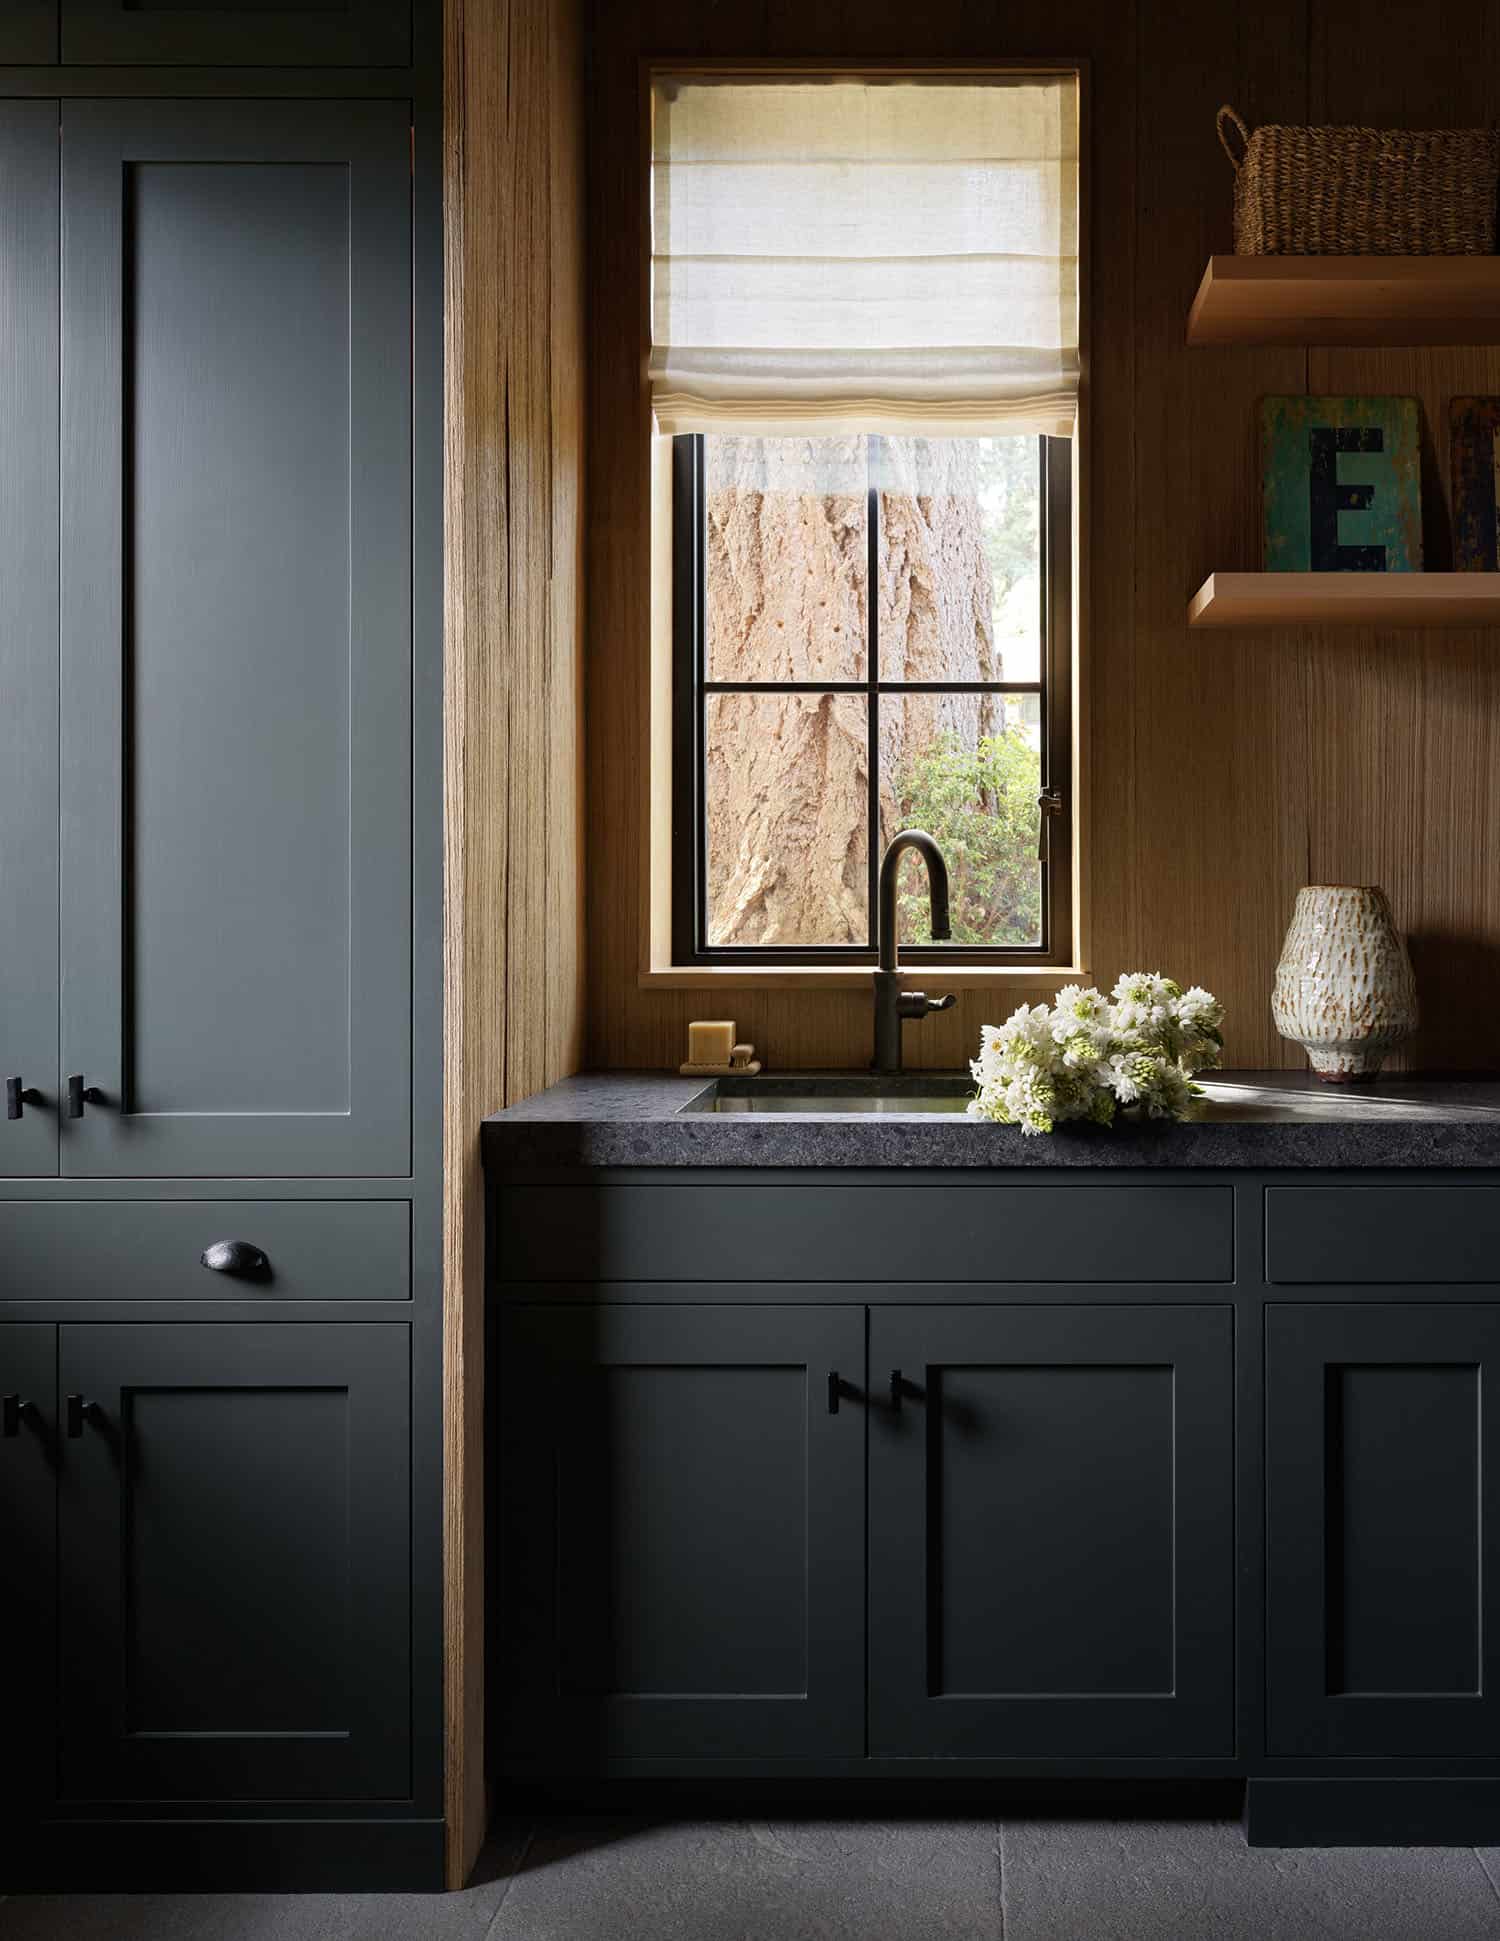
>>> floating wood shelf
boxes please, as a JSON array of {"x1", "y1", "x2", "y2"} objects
[
  {"x1": 1189, "y1": 572, "x2": 1500, "y2": 629},
  {"x1": 1186, "y1": 255, "x2": 1500, "y2": 347}
]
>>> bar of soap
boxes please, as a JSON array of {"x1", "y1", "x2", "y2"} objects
[{"x1": 688, "y1": 1020, "x2": 736, "y2": 1066}]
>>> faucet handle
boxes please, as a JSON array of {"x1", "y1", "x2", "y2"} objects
[{"x1": 898, "y1": 990, "x2": 956, "y2": 1020}]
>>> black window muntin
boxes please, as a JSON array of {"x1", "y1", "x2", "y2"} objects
[{"x1": 672, "y1": 431, "x2": 1073, "y2": 966}]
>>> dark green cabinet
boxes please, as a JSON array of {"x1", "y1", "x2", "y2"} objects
[
  {"x1": 2, "y1": 1325, "x2": 56, "y2": 1810},
  {"x1": 0, "y1": 99, "x2": 415, "y2": 1182},
  {"x1": 499, "y1": 1305, "x2": 867, "y2": 1766},
  {"x1": 58, "y1": 1323, "x2": 411, "y2": 1802},
  {"x1": 0, "y1": 103, "x2": 59, "y2": 1178},
  {"x1": 868, "y1": 1305, "x2": 1235, "y2": 1758},
  {"x1": 1267, "y1": 1303, "x2": 1500, "y2": 1758},
  {"x1": 60, "y1": 2, "x2": 409, "y2": 66},
  {"x1": 57, "y1": 101, "x2": 412, "y2": 1179},
  {"x1": 498, "y1": 1298, "x2": 1237, "y2": 1769},
  {"x1": 0, "y1": 7, "x2": 440, "y2": 1892}
]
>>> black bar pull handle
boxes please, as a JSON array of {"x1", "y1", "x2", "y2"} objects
[
  {"x1": 827, "y1": 1370, "x2": 841, "y2": 1414},
  {"x1": 2, "y1": 1394, "x2": 37, "y2": 1438},
  {"x1": 5, "y1": 1078, "x2": 42, "y2": 1120},
  {"x1": 890, "y1": 1368, "x2": 903, "y2": 1411},
  {"x1": 66, "y1": 1394, "x2": 99, "y2": 1438},
  {"x1": 65, "y1": 1076, "x2": 104, "y2": 1119}
]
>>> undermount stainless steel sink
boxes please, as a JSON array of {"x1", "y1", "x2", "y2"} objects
[
  {"x1": 680, "y1": 1075, "x2": 976, "y2": 1116},
  {"x1": 679, "y1": 1074, "x2": 1500, "y2": 1123}
]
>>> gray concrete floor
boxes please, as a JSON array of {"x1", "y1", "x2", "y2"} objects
[{"x1": 6, "y1": 1818, "x2": 1500, "y2": 1938}]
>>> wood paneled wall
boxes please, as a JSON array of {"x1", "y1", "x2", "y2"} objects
[
  {"x1": 443, "y1": 0, "x2": 586, "y2": 1887},
  {"x1": 585, "y1": 0, "x2": 1500, "y2": 1072}
]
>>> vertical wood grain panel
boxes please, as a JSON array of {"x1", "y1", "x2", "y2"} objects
[
  {"x1": 444, "y1": 0, "x2": 587, "y2": 1888},
  {"x1": 1113, "y1": 0, "x2": 1309, "y2": 1068},
  {"x1": 587, "y1": 0, "x2": 1500, "y2": 1072},
  {"x1": 1308, "y1": 0, "x2": 1500, "y2": 1067}
]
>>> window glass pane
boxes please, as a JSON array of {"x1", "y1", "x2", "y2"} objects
[
  {"x1": 878, "y1": 436, "x2": 1042, "y2": 684},
  {"x1": 706, "y1": 692, "x2": 869, "y2": 946},
  {"x1": 705, "y1": 435, "x2": 868, "y2": 682},
  {"x1": 880, "y1": 692, "x2": 1043, "y2": 947}
]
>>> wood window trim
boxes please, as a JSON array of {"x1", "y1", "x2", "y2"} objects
[{"x1": 639, "y1": 60, "x2": 1092, "y2": 992}]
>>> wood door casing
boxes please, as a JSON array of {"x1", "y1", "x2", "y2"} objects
[
  {"x1": 499, "y1": 1303, "x2": 866, "y2": 1766},
  {"x1": 58, "y1": 101, "x2": 412, "y2": 1178},
  {"x1": 868, "y1": 1304, "x2": 1235, "y2": 1759},
  {"x1": 58, "y1": 1322, "x2": 411, "y2": 1802},
  {"x1": 1267, "y1": 1303, "x2": 1500, "y2": 1757},
  {"x1": 0, "y1": 103, "x2": 60, "y2": 1177}
]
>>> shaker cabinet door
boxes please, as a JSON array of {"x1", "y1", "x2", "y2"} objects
[
  {"x1": 499, "y1": 1303, "x2": 867, "y2": 1767},
  {"x1": 869, "y1": 1304, "x2": 1235, "y2": 1759},
  {"x1": 57, "y1": 1323, "x2": 411, "y2": 1802},
  {"x1": 1267, "y1": 1303, "x2": 1500, "y2": 1757},
  {"x1": 61, "y1": 2, "x2": 409, "y2": 65},
  {"x1": 1, "y1": 1325, "x2": 57, "y2": 1813},
  {"x1": 0, "y1": 104, "x2": 60, "y2": 1177},
  {"x1": 59, "y1": 102, "x2": 412, "y2": 1178}
]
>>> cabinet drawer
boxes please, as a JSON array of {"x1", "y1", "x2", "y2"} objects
[
  {"x1": 1266, "y1": 1186, "x2": 1500, "y2": 1284},
  {"x1": 0, "y1": 1201, "x2": 409, "y2": 1302},
  {"x1": 496, "y1": 1183, "x2": 1234, "y2": 1284}
]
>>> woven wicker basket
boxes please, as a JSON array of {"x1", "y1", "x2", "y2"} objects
[{"x1": 1218, "y1": 104, "x2": 1500, "y2": 255}]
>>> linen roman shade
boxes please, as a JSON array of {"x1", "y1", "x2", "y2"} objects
[{"x1": 649, "y1": 72, "x2": 1080, "y2": 436}]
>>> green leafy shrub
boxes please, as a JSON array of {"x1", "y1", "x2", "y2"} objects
[{"x1": 894, "y1": 728, "x2": 1042, "y2": 946}]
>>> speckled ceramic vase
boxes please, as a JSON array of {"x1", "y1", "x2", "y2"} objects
[{"x1": 1272, "y1": 885, "x2": 1418, "y2": 1082}]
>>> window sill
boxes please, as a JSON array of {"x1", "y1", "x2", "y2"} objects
[{"x1": 640, "y1": 964, "x2": 1091, "y2": 993}]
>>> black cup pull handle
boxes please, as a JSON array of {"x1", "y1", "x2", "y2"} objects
[
  {"x1": 200, "y1": 1239, "x2": 271, "y2": 1279},
  {"x1": 66, "y1": 1394, "x2": 99, "y2": 1438}
]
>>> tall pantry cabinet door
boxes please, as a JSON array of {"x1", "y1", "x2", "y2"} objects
[
  {"x1": 59, "y1": 102, "x2": 412, "y2": 1178},
  {"x1": 0, "y1": 104, "x2": 60, "y2": 1178},
  {"x1": 0, "y1": 1325, "x2": 57, "y2": 1815}
]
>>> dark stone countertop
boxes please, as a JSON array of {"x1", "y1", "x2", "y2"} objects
[{"x1": 482, "y1": 1069, "x2": 1500, "y2": 1171}]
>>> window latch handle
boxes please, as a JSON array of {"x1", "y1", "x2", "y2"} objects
[{"x1": 1037, "y1": 786, "x2": 1065, "y2": 860}]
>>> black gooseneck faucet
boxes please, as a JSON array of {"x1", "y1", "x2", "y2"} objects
[{"x1": 872, "y1": 829, "x2": 957, "y2": 1074}]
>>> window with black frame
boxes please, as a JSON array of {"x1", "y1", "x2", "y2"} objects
[
  {"x1": 673, "y1": 430, "x2": 1072, "y2": 965},
  {"x1": 651, "y1": 68, "x2": 1081, "y2": 969}
]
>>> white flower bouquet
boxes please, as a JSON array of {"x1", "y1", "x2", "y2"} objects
[{"x1": 968, "y1": 973, "x2": 1224, "y2": 1136}]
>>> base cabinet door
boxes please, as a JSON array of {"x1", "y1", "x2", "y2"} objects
[
  {"x1": 2, "y1": 1325, "x2": 56, "y2": 1811},
  {"x1": 1267, "y1": 1303, "x2": 1500, "y2": 1756},
  {"x1": 499, "y1": 1304, "x2": 866, "y2": 1766},
  {"x1": 58, "y1": 1323, "x2": 411, "y2": 1802},
  {"x1": 869, "y1": 1304, "x2": 1234, "y2": 1758}
]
